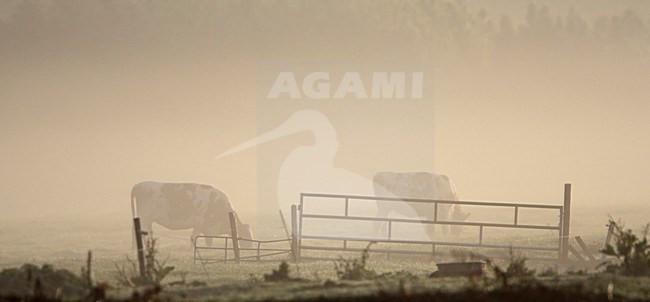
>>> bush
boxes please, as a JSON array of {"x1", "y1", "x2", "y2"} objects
[
  {"x1": 537, "y1": 266, "x2": 559, "y2": 278},
  {"x1": 0, "y1": 263, "x2": 84, "y2": 299},
  {"x1": 601, "y1": 220, "x2": 650, "y2": 276},
  {"x1": 81, "y1": 250, "x2": 111, "y2": 301},
  {"x1": 453, "y1": 249, "x2": 538, "y2": 290},
  {"x1": 334, "y1": 242, "x2": 377, "y2": 281},
  {"x1": 484, "y1": 254, "x2": 537, "y2": 289},
  {"x1": 115, "y1": 237, "x2": 175, "y2": 288},
  {"x1": 264, "y1": 261, "x2": 291, "y2": 282}
]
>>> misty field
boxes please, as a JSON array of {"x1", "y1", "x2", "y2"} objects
[
  {"x1": 2, "y1": 0, "x2": 650, "y2": 300},
  {"x1": 2, "y1": 206, "x2": 650, "y2": 301}
]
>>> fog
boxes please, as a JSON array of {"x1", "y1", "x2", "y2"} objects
[{"x1": 1, "y1": 1, "x2": 649, "y2": 235}]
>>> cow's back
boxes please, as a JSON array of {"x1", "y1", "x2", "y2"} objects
[
  {"x1": 132, "y1": 181, "x2": 231, "y2": 230},
  {"x1": 374, "y1": 172, "x2": 438, "y2": 199},
  {"x1": 373, "y1": 172, "x2": 457, "y2": 218}
]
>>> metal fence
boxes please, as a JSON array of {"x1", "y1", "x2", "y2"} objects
[
  {"x1": 193, "y1": 211, "x2": 294, "y2": 263},
  {"x1": 188, "y1": 184, "x2": 572, "y2": 264},
  {"x1": 193, "y1": 236, "x2": 292, "y2": 263},
  {"x1": 296, "y1": 184, "x2": 572, "y2": 262}
]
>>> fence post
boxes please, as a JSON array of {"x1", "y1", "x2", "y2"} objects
[
  {"x1": 561, "y1": 183, "x2": 572, "y2": 262},
  {"x1": 575, "y1": 236, "x2": 596, "y2": 261},
  {"x1": 228, "y1": 212, "x2": 240, "y2": 264},
  {"x1": 133, "y1": 217, "x2": 146, "y2": 277},
  {"x1": 291, "y1": 205, "x2": 299, "y2": 262},
  {"x1": 603, "y1": 221, "x2": 616, "y2": 259}
]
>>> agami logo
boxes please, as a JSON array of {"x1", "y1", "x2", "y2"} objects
[{"x1": 266, "y1": 72, "x2": 424, "y2": 99}]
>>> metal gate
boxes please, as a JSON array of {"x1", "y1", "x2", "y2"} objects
[{"x1": 294, "y1": 184, "x2": 572, "y2": 262}]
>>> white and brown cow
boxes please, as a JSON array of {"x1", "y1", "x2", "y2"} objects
[
  {"x1": 373, "y1": 172, "x2": 470, "y2": 240},
  {"x1": 131, "y1": 181, "x2": 253, "y2": 247}
]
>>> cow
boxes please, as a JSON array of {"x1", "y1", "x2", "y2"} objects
[
  {"x1": 131, "y1": 181, "x2": 254, "y2": 248},
  {"x1": 372, "y1": 172, "x2": 470, "y2": 240}
]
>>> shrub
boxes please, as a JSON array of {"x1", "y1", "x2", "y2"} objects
[
  {"x1": 484, "y1": 254, "x2": 536, "y2": 289},
  {"x1": 601, "y1": 220, "x2": 650, "y2": 276},
  {"x1": 264, "y1": 261, "x2": 291, "y2": 282},
  {"x1": 454, "y1": 249, "x2": 537, "y2": 290},
  {"x1": 81, "y1": 250, "x2": 111, "y2": 301},
  {"x1": 0, "y1": 263, "x2": 84, "y2": 299},
  {"x1": 537, "y1": 266, "x2": 559, "y2": 278},
  {"x1": 334, "y1": 242, "x2": 377, "y2": 280},
  {"x1": 115, "y1": 237, "x2": 175, "y2": 287}
]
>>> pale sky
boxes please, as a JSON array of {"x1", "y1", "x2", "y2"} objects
[{"x1": 1, "y1": 1, "x2": 649, "y2": 226}]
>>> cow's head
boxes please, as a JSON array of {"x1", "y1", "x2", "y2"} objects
[{"x1": 237, "y1": 223, "x2": 255, "y2": 248}]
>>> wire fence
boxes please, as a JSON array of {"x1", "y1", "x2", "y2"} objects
[{"x1": 193, "y1": 235, "x2": 293, "y2": 263}]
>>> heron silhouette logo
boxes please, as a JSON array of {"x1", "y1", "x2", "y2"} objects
[
  {"x1": 215, "y1": 109, "x2": 434, "y2": 240},
  {"x1": 216, "y1": 110, "x2": 374, "y2": 219}
]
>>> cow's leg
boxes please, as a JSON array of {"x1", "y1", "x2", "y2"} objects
[
  {"x1": 192, "y1": 227, "x2": 214, "y2": 248},
  {"x1": 438, "y1": 204, "x2": 450, "y2": 236},
  {"x1": 190, "y1": 229, "x2": 203, "y2": 249},
  {"x1": 450, "y1": 205, "x2": 470, "y2": 236},
  {"x1": 143, "y1": 221, "x2": 154, "y2": 244},
  {"x1": 190, "y1": 228, "x2": 212, "y2": 248},
  {"x1": 424, "y1": 220, "x2": 436, "y2": 241},
  {"x1": 424, "y1": 204, "x2": 450, "y2": 240},
  {"x1": 373, "y1": 205, "x2": 391, "y2": 238}
]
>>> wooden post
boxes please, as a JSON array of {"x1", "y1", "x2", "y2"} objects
[
  {"x1": 561, "y1": 183, "x2": 572, "y2": 262},
  {"x1": 291, "y1": 205, "x2": 299, "y2": 262},
  {"x1": 228, "y1": 212, "x2": 240, "y2": 264},
  {"x1": 575, "y1": 236, "x2": 596, "y2": 261},
  {"x1": 603, "y1": 221, "x2": 616, "y2": 259},
  {"x1": 567, "y1": 243, "x2": 586, "y2": 262},
  {"x1": 133, "y1": 217, "x2": 146, "y2": 277}
]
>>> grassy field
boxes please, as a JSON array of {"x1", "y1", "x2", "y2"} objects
[{"x1": 1, "y1": 206, "x2": 649, "y2": 300}]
